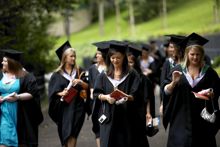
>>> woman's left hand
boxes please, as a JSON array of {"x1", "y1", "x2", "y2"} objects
[
  {"x1": 0, "y1": 96, "x2": 4, "y2": 103},
  {"x1": 206, "y1": 89, "x2": 214, "y2": 99},
  {"x1": 72, "y1": 79, "x2": 82, "y2": 86},
  {"x1": 4, "y1": 93, "x2": 18, "y2": 102}
]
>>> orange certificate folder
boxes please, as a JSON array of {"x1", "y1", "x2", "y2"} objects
[
  {"x1": 63, "y1": 87, "x2": 78, "y2": 103},
  {"x1": 110, "y1": 89, "x2": 128, "y2": 100}
]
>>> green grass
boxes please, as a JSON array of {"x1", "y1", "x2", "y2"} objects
[{"x1": 51, "y1": 0, "x2": 220, "y2": 66}]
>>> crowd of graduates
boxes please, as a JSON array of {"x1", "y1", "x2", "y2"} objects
[{"x1": 47, "y1": 32, "x2": 220, "y2": 147}]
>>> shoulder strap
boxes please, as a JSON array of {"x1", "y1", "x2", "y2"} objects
[{"x1": 77, "y1": 67, "x2": 85, "y2": 79}]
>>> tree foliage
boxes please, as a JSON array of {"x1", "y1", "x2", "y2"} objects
[
  {"x1": 0, "y1": 0, "x2": 57, "y2": 72},
  {"x1": 0, "y1": 0, "x2": 88, "y2": 72}
]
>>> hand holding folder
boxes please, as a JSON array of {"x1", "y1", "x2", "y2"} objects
[
  {"x1": 61, "y1": 82, "x2": 78, "y2": 103},
  {"x1": 110, "y1": 89, "x2": 128, "y2": 100}
]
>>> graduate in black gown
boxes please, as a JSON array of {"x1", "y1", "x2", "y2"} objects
[
  {"x1": 160, "y1": 34, "x2": 186, "y2": 116},
  {"x1": 161, "y1": 33, "x2": 220, "y2": 147},
  {"x1": 140, "y1": 44, "x2": 158, "y2": 86},
  {"x1": 48, "y1": 41, "x2": 89, "y2": 147},
  {"x1": 127, "y1": 43, "x2": 157, "y2": 139},
  {"x1": 93, "y1": 40, "x2": 141, "y2": 147},
  {"x1": 0, "y1": 49, "x2": 43, "y2": 147},
  {"x1": 89, "y1": 41, "x2": 108, "y2": 147}
]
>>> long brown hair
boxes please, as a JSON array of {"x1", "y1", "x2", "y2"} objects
[
  {"x1": 4, "y1": 57, "x2": 27, "y2": 78},
  {"x1": 106, "y1": 48, "x2": 129, "y2": 79}
]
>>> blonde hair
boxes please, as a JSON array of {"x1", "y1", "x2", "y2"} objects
[
  {"x1": 182, "y1": 45, "x2": 205, "y2": 68},
  {"x1": 55, "y1": 48, "x2": 77, "y2": 72}
]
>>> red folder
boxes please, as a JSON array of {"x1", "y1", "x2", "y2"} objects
[
  {"x1": 110, "y1": 89, "x2": 128, "y2": 100},
  {"x1": 63, "y1": 87, "x2": 78, "y2": 103}
]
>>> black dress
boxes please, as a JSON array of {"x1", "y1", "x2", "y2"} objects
[
  {"x1": 93, "y1": 69, "x2": 149, "y2": 147},
  {"x1": 48, "y1": 68, "x2": 89, "y2": 145},
  {"x1": 161, "y1": 64, "x2": 220, "y2": 147},
  {"x1": 0, "y1": 72, "x2": 44, "y2": 147}
]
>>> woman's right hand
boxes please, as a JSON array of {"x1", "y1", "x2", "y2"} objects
[
  {"x1": 172, "y1": 71, "x2": 182, "y2": 84},
  {"x1": 105, "y1": 94, "x2": 116, "y2": 104},
  {"x1": 58, "y1": 88, "x2": 68, "y2": 97}
]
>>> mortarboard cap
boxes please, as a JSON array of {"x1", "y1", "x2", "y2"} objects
[
  {"x1": 127, "y1": 43, "x2": 142, "y2": 58},
  {"x1": 92, "y1": 41, "x2": 110, "y2": 53},
  {"x1": 142, "y1": 43, "x2": 152, "y2": 51},
  {"x1": 184, "y1": 32, "x2": 208, "y2": 47},
  {"x1": 163, "y1": 41, "x2": 169, "y2": 48},
  {"x1": 1, "y1": 49, "x2": 23, "y2": 62},
  {"x1": 109, "y1": 40, "x2": 127, "y2": 52},
  {"x1": 165, "y1": 34, "x2": 186, "y2": 45},
  {"x1": 56, "y1": 40, "x2": 72, "y2": 61},
  {"x1": 149, "y1": 39, "x2": 156, "y2": 44},
  {"x1": 178, "y1": 32, "x2": 209, "y2": 53}
]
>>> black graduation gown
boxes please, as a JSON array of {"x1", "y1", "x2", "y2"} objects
[
  {"x1": 160, "y1": 59, "x2": 175, "y2": 102},
  {"x1": 0, "y1": 72, "x2": 43, "y2": 147},
  {"x1": 88, "y1": 64, "x2": 102, "y2": 138},
  {"x1": 146, "y1": 60, "x2": 159, "y2": 86},
  {"x1": 134, "y1": 74, "x2": 155, "y2": 144},
  {"x1": 93, "y1": 69, "x2": 148, "y2": 147},
  {"x1": 48, "y1": 68, "x2": 89, "y2": 145},
  {"x1": 88, "y1": 64, "x2": 100, "y2": 89},
  {"x1": 161, "y1": 65, "x2": 220, "y2": 147}
]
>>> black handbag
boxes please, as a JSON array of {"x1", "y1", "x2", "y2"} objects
[{"x1": 146, "y1": 117, "x2": 159, "y2": 137}]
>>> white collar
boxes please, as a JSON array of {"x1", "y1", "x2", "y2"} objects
[{"x1": 107, "y1": 73, "x2": 129, "y2": 88}]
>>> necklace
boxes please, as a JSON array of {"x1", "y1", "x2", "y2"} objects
[{"x1": 1, "y1": 73, "x2": 16, "y2": 91}]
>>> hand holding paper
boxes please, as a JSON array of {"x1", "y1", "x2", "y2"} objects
[
  {"x1": 192, "y1": 88, "x2": 213, "y2": 100},
  {"x1": 115, "y1": 97, "x2": 128, "y2": 105}
]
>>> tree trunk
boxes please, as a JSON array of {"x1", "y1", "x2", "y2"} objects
[
  {"x1": 98, "y1": 0, "x2": 105, "y2": 36},
  {"x1": 114, "y1": 0, "x2": 121, "y2": 37},
  {"x1": 127, "y1": 0, "x2": 135, "y2": 37},
  {"x1": 213, "y1": 0, "x2": 220, "y2": 24},
  {"x1": 64, "y1": 9, "x2": 71, "y2": 40},
  {"x1": 162, "y1": 0, "x2": 168, "y2": 29}
]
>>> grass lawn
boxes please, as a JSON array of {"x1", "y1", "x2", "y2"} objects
[{"x1": 50, "y1": 0, "x2": 220, "y2": 66}]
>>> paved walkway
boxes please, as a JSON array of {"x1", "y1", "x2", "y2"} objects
[{"x1": 39, "y1": 86, "x2": 220, "y2": 147}]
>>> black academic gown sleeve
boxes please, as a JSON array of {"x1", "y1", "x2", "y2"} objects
[
  {"x1": 160, "y1": 60, "x2": 171, "y2": 86},
  {"x1": 88, "y1": 64, "x2": 99, "y2": 88},
  {"x1": 48, "y1": 72, "x2": 64, "y2": 124},
  {"x1": 17, "y1": 72, "x2": 44, "y2": 146}
]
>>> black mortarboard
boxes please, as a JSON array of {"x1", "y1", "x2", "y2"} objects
[
  {"x1": 184, "y1": 32, "x2": 208, "y2": 47},
  {"x1": 163, "y1": 41, "x2": 169, "y2": 48},
  {"x1": 1, "y1": 49, "x2": 23, "y2": 62},
  {"x1": 109, "y1": 40, "x2": 127, "y2": 52},
  {"x1": 178, "y1": 32, "x2": 209, "y2": 53},
  {"x1": 92, "y1": 41, "x2": 110, "y2": 53},
  {"x1": 165, "y1": 34, "x2": 186, "y2": 45},
  {"x1": 127, "y1": 43, "x2": 142, "y2": 58},
  {"x1": 149, "y1": 39, "x2": 156, "y2": 44},
  {"x1": 142, "y1": 43, "x2": 152, "y2": 51},
  {"x1": 56, "y1": 40, "x2": 72, "y2": 60}
]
